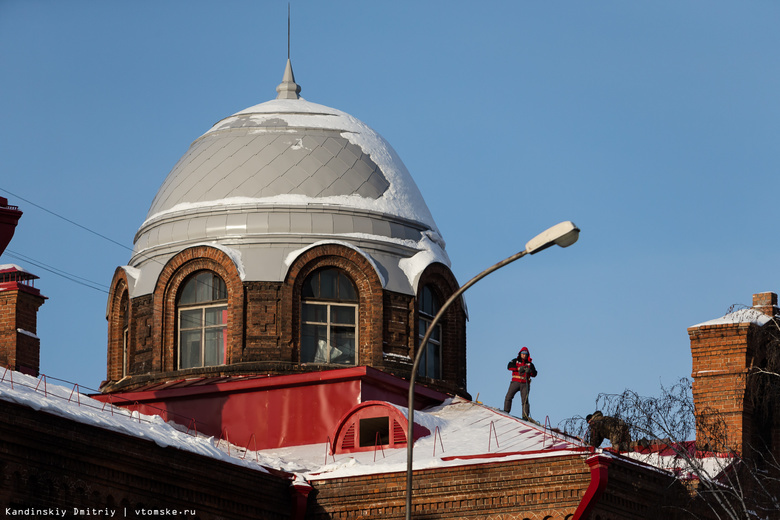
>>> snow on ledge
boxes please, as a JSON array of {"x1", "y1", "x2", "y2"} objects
[
  {"x1": 191, "y1": 242, "x2": 247, "y2": 281},
  {"x1": 17, "y1": 328, "x2": 38, "y2": 340},
  {"x1": 284, "y1": 240, "x2": 387, "y2": 288}
]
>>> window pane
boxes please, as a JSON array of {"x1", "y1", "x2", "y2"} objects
[
  {"x1": 212, "y1": 276, "x2": 227, "y2": 300},
  {"x1": 419, "y1": 318, "x2": 428, "y2": 337},
  {"x1": 420, "y1": 285, "x2": 440, "y2": 316},
  {"x1": 430, "y1": 323, "x2": 441, "y2": 342},
  {"x1": 180, "y1": 330, "x2": 201, "y2": 369},
  {"x1": 180, "y1": 278, "x2": 199, "y2": 305},
  {"x1": 428, "y1": 341, "x2": 441, "y2": 379},
  {"x1": 320, "y1": 269, "x2": 337, "y2": 300},
  {"x1": 417, "y1": 347, "x2": 428, "y2": 377},
  {"x1": 331, "y1": 326, "x2": 356, "y2": 365},
  {"x1": 180, "y1": 272, "x2": 227, "y2": 305},
  {"x1": 301, "y1": 323, "x2": 328, "y2": 363},
  {"x1": 205, "y1": 306, "x2": 226, "y2": 326},
  {"x1": 331, "y1": 305, "x2": 356, "y2": 325},
  {"x1": 302, "y1": 303, "x2": 327, "y2": 323},
  {"x1": 204, "y1": 328, "x2": 224, "y2": 366},
  {"x1": 338, "y1": 273, "x2": 357, "y2": 301},
  {"x1": 180, "y1": 309, "x2": 202, "y2": 330},
  {"x1": 302, "y1": 272, "x2": 317, "y2": 299}
]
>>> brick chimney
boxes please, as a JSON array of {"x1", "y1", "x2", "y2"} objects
[
  {"x1": 0, "y1": 198, "x2": 46, "y2": 376},
  {"x1": 752, "y1": 291, "x2": 778, "y2": 318},
  {"x1": 689, "y1": 292, "x2": 779, "y2": 458},
  {"x1": 0, "y1": 266, "x2": 46, "y2": 376}
]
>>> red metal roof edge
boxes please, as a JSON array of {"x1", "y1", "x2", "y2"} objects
[
  {"x1": 0, "y1": 281, "x2": 45, "y2": 298},
  {"x1": 92, "y1": 365, "x2": 449, "y2": 404}
]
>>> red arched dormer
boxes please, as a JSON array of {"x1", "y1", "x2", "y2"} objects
[{"x1": 331, "y1": 400, "x2": 430, "y2": 454}]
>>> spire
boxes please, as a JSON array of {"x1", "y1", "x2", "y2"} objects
[{"x1": 276, "y1": 58, "x2": 301, "y2": 100}]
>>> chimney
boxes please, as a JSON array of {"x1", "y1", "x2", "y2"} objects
[
  {"x1": 752, "y1": 292, "x2": 778, "y2": 318},
  {"x1": 0, "y1": 198, "x2": 46, "y2": 376}
]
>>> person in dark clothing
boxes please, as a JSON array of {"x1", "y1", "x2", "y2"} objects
[
  {"x1": 503, "y1": 346, "x2": 537, "y2": 420},
  {"x1": 586, "y1": 411, "x2": 631, "y2": 452}
]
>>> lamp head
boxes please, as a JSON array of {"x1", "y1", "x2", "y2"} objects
[{"x1": 525, "y1": 221, "x2": 580, "y2": 255}]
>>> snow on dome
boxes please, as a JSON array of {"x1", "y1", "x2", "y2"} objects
[
  {"x1": 142, "y1": 96, "x2": 437, "y2": 232},
  {"x1": 127, "y1": 62, "x2": 450, "y2": 298}
]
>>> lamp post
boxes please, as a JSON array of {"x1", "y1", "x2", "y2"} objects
[{"x1": 404, "y1": 221, "x2": 580, "y2": 519}]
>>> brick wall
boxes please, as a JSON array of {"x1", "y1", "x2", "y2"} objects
[
  {"x1": 105, "y1": 245, "x2": 468, "y2": 398},
  {"x1": 689, "y1": 292, "x2": 780, "y2": 459},
  {"x1": 0, "y1": 399, "x2": 294, "y2": 519},
  {"x1": 308, "y1": 453, "x2": 691, "y2": 520},
  {"x1": 689, "y1": 321, "x2": 753, "y2": 453}
]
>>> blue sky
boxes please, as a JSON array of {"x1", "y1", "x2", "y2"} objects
[{"x1": 1, "y1": 1, "x2": 778, "y2": 428}]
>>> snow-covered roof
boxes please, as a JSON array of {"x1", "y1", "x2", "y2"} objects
[
  {"x1": 0, "y1": 370, "x2": 271, "y2": 473},
  {"x1": 0, "y1": 368, "x2": 589, "y2": 481},
  {"x1": 1, "y1": 368, "x2": 733, "y2": 486},
  {"x1": 691, "y1": 307, "x2": 774, "y2": 328},
  {"x1": 0, "y1": 263, "x2": 33, "y2": 274}
]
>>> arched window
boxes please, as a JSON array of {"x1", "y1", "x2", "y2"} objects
[
  {"x1": 418, "y1": 285, "x2": 442, "y2": 379},
  {"x1": 301, "y1": 268, "x2": 358, "y2": 365},
  {"x1": 120, "y1": 293, "x2": 129, "y2": 378},
  {"x1": 177, "y1": 271, "x2": 228, "y2": 369}
]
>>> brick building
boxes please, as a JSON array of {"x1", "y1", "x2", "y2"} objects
[
  {"x1": 2, "y1": 60, "x2": 774, "y2": 519},
  {"x1": 688, "y1": 291, "x2": 780, "y2": 462}
]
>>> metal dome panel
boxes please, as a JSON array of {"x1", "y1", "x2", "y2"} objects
[{"x1": 148, "y1": 129, "x2": 390, "y2": 218}]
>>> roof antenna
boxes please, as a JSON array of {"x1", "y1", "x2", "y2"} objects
[{"x1": 276, "y1": 3, "x2": 301, "y2": 99}]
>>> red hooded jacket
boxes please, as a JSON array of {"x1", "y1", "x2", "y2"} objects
[{"x1": 508, "y1": 347, "x2": 537, "y2": 384}]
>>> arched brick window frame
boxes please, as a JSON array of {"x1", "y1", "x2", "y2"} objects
[
  {"x1": 107, "y1": 268, "x2": 131, "y2": 381},
  {"x1": 415, "y1": 263, "x2": 466, "y2": 392},
  {"x1": 153, "y1": 246, "x2": 244, "y2": 373},
  {"x1": 285, "y1": 244, "x2": 384, "y2": 368}
]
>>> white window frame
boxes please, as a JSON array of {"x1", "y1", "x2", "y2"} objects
[
  {"x1": 301, "y1": 301, "x2": 359, "y2": 365},
  {"x1": 178, "y1": 301, "x2": 228, "y2": 369}
]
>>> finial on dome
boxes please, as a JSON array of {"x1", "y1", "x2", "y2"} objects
[{"x1": 276, "y1": 58, "x2": 301, "y2": 100}]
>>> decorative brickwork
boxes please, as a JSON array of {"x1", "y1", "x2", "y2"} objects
[{"x1": 104, "y1": 244, "x2": 467, "y2": 398}]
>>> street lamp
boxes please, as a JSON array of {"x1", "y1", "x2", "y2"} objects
[{"x1": 404, "y1": 221, "x2": 580, "y2": 519}]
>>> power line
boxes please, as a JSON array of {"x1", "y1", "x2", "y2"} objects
[
  {"x1": 0, "y1": 189, "x2": 219, "y2": 297},
  {"x1": 4, "y1": 249, "x2": 109, "y2": 294},
  {"x1": 0, "y1": 188, "x2": 134, "y2": 254}
]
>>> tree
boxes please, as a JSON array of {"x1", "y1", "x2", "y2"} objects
[{"x1": 560, "y1": 378, "x2": 780, "y2": 520}]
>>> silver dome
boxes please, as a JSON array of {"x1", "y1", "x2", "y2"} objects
[{"x1": 127, "y1": 61, "x2": 448, "y2": 298}]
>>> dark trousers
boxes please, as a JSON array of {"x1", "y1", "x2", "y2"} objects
[{"x1": 503, "y1": 381, "x2": 530, "y2": 418}]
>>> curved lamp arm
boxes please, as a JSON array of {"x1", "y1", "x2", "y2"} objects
[{"x1": 405, "y1": 221, "x2": 579, "y2": 519}]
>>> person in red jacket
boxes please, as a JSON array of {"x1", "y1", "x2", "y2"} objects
[{"x1": 503, "y1": 346, "x2": 537, "y2": 420}]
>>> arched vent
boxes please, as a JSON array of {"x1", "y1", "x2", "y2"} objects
[
  {"x1": 393, "y1": 419, "x2": 406, "y2": 444},
  {"x1": 331, "y1": 401, "x2": 430, "y2": 454},
  {"x1": 341, "y1": 423, "x2": 356, "y2": 450}
]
